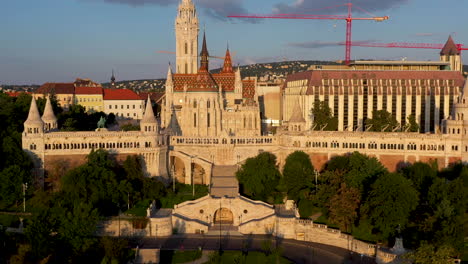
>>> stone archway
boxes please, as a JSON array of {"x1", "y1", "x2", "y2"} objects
[
  {"x1": 213, "y1": 208, "x2": 234, "y2": 225},
  {"x1": 172, "y1": 156, "x2": 186, "y2": 183},
  {"x1": 192, "y1": 163, "x2": 206, "y2": 185}
]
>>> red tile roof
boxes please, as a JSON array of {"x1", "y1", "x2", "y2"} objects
[
  {"x1": 440, "y1": 36, "x2": 460, "y2": 56},
  {"x1": 75, "y1": 86, "x2": 103, "y2": 95},
  {"x1": 284, "y1": 70, "x2": 466, "y2": 95},
  {"x1": 103, "y1": 88, "x2": 142, "y2": 100},
  {"x1": 139, "y1": 92, "x2": 165, "y2": 103},
  {"x1": 5, "y1": 92, "x2": 31, "y2": 97},
  {"x1": 36, "y1": 83, "x2": 75, "y2": 94}
]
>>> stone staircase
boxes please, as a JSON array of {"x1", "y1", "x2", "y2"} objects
[
  {"x1": 210, "y1": 165, "x2": 239, "y2": 198},
  {"x1": 206, "y1": 224, "x2": 242, "y2": 236}
]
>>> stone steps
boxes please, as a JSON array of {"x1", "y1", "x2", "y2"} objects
[{"x1": 210, "y1": 165, "x2": 239, "y2": 198}]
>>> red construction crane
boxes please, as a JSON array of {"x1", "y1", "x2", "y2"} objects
[
  {"x1": 343, "y1": 41, "x2": 468, "y2": 53},
  {"x1": 228, "y1": 3, "x2": 389, "y2": 65}
]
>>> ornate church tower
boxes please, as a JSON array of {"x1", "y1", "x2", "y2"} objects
[
  {"x1": 440, "y1": 36, "x2": 462, "y2": 72},
  {"x1": 175, "y1": 0, "x2": 199, "y2": 74}
]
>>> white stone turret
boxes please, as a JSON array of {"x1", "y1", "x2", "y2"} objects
[
  {"x1": 141, "y1": 96, "x2": 158, "y2": 133},
  {"x1": 234, "y1": 66, "x2": 243, "y2": 95},
  {"x1": 42, "y1": 96, "x2": 57, "y2": 132},
  {"x1": 24, "y1": 97, "x2": 44, "y2": 135},
  {"x1": 162, "y1": 64, "x2": 174, "y2": 128},
  {"x1": 175, "y1": 0, "x2": 199, "y2": 74},
  {"x1": 288, "y1": 100, "x2": 306, "y2": 132}
]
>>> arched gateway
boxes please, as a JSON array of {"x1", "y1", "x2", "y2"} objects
[{"x1": 213, "y1": 208, "x2": 234, "y2": 224}]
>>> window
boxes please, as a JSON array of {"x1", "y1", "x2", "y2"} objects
[
  {"x1": 121, "y1": 105, "x2": 124, "y2": 109},
  {"x1": 127, "y1": 105, "x2": 129, "y2": 109},
  {"x1": 185, "y1": 42, "x2": 188, "y2": 54},
  {"x1": 207, "y1": 113, "x2": 210, "y2": 127},
  {"x1": 194, "y1": 113, "x2": 197, "y2": 127},
  {"x1": 109, "y1": 105, "x2": 112, "y2": 109},
  {"x1": 133, "y1": 105, "x2": 135, "y2": 109}
]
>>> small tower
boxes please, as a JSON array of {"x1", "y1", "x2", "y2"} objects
[
  {"x1": 24, "y1": 97, "x2": 44, "y2": 136},
  {"x1": 163, "y1": 64, "x2": 174, "y2": 128},
  {"x1": 175, "y1": 0, "x2": 199, "y2": 74},
  {"x1": 288, "y1": 101, "x2": 306, "y2": 132},
  {"x1": 199, "y1": 31, "x2": 210, "y2": 72},
  {"x1": 234, "y1": 65, "x2": 243, "y2": 95},
  {"x1": 41, "y1": 96, "x2": 57, "y2": 132},
  {"x1": 221, "y1": 45, "x2": 233, "y2": 73},
  {"x1": 141, "y1": 96, "x2": 158, "y2": 133},
  {"x1": 440, "y1": 36, "x2": 462, "y2": 72},
  {"x1": 110, "y1": 69, "x2": 116, "y2": 88}
]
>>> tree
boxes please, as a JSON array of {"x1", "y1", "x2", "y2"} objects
[
  {"x1": 363, "y1": 173, "x2": 419, "y2": 239},
  {"x1": 236, "y1": 152, "x2": 281, "y2": 202},
  {"x1": 282, "y1": 151, "x2": 314, "y2": 201},
  {"x1": 0, "y1": 165, "x2": 32, "y2": 208},
  {"x1": 404, "y1": 242, "x2": 457, "y2": 264},
  {"x1": 328, "y1": 183, "x2": 360, "y2": 232},
  {"x1": 365, "y1": 110, "x2": 398, "y2": 132},
  {"x1": 407, "y1": 114, "x2": 419, "y2": 132},
  {"x1": 310, "y1": 101, "x2": 338, "y2": 131}
]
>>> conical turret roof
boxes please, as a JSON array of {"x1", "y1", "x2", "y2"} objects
[
  {"x1": 42, "y1": 96, "x2": 57, "y2": 123},
  {"x1": 141, "y1": 96, "x2": 157, "y2": 124},
  {"x1": 440, "y1": 36, "x2": 460, "y2": 56},
  {"x1": 25, "y1": 97, "x2": 44, "y2": 126},
  {"x1": 221, "y1": 46, "x2": 233, "y2": 73},
  {"x1": 289, "y1": 101, "x2": 306, "y2": 123}
]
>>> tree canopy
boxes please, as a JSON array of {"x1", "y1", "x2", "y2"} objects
[
  {"x1": 236, "y1": 152, "x2": 282, "y2": 202},
  {"x1": 310, "y1": 101, "x2": 338, "y2": 131},
  {"x1": 365, "y1": 110, "x2": 398, "y2": 132},
  {"x1": 282, "y1": 151, "x2": 314, "y2": 201}
]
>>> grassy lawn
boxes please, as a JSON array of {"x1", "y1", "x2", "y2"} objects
[
  {"x1": 125, "y1": 199, "x2": 151, "y2": 217},
  {"x1": 160, "y1": 250, "x2": 202, "y2": 264},
  {"x1": 161, "y1": 184, "x2": 209, "y2": 209}
]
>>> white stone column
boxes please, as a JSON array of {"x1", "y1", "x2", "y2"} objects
[
  {"x1": 338, "y1": 92, "x2": 344, "y2": 131},
  {"x1": 329, "y1": 95, "x2": 335, "y2": 116},
  {"x1": 405, "y1": 88, "x2": 412, "y2": 122},
  {"x1": 415, "y1": 90, "x2": 422, "y2": 127},
  {"x1": 348, "y1": 93, "x2": 354, "y2": 131},
  {"x1": 358, "y1": 88, "x2": 364, "y2": 131},
  {"x1": 444, "y1": 89, "x2": 450, "y2": 120},
  {"x1": 434, "y1": 90, "x2": 441, "y2": 133},
  {"x1": 425, "y1": 91, "x2": 431, "y2": 133},
  {"x1": 367, "y1": 91, "x2": 373, "y2": 119},
  {"x1": 377, "y1": 88, "x2": 383, "y2": 111},
  {"x1": 396, "y1": 88, "x2": 402, "y2": 125},
  {"x1": 386, "y1": 88, "x2": 392, "y2": 114}
]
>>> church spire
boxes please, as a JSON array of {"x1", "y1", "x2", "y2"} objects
[
  {"x1": 42, "y1": 96, "x2": 57, "y2": 131},
  {"x1": 199, "y1": 31, "x2": 209, "y2": 72},
  {"x1": 141, "y1": 96, "x2": 158, "y2": 133},
  {"x1": 110, "y1": 69, "x2": 116, "y2": 88},
  {"x1": 221, "y1": 44, "x2": 233, "y2": 73},
  {"x1": 166, "y1": 63, "x2": 174, "y2": 92}
]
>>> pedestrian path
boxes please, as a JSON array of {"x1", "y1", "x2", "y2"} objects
[{"x1": 210, "y1": 165, "x2": 238, "y2": 198}]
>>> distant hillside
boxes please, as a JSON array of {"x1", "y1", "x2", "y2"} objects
[{"x1": 103, "y1": 60, "x2": 340, "y2": 92}]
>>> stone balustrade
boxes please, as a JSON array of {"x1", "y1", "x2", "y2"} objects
[{"x1": 171, "y1": 136, "x2": 277, "y2": 146}]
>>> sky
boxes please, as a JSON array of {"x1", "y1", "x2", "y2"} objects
[{"x1": 1, "y1": 0, "x2": 467, "y2": 84}]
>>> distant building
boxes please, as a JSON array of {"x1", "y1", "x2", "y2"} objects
[
  {"x1": 103, "y1": 88, "x2": 145, "y2": 119},
  {"x1": 35, "y1": 83, "x2": 75, "y2": 110},
  {"x1": 283, "y1": 64, "x2": 465, "y2": 133},
  {"x1": 74, "y1": 86, "x2": 104, "y2": 112}
]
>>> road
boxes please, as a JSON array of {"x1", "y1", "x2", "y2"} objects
[{"x1": 131, "y1": 234, "x2": 376, "y2": 264}]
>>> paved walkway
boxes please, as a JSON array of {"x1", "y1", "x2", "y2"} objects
[{"x1": 136, "y1": 235, "x2": 376, "y2": 264}]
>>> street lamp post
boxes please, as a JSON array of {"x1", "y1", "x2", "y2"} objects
[
  {"x1": 191, "y1": 156, "x2": 195, "y2": 197},
  {"x1": 22, "y1": 183, "x2": 28, "y2": 213}
]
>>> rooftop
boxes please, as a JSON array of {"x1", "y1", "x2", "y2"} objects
[{"x1": 103, "y1": 88, "x2": 142, "y2": 100}]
